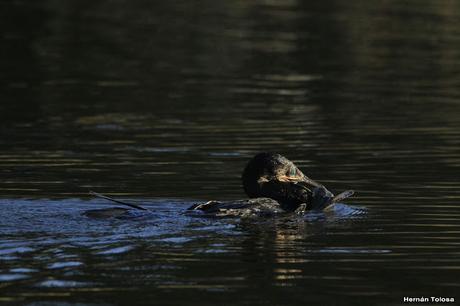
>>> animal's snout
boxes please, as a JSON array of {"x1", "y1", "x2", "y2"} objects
[{"x1": 312, "y1": 186, "x2": 333, "y2": 198}]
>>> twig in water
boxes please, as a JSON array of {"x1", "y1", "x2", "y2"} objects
[
  {"x1": 89, "y1": 191, "x2": 148, "y2": 211},
  {"x1": 332, "y1": 190, "x2": 354, "y2": 203}
]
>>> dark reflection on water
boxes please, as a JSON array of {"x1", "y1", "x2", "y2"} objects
[{"x1": 1, "y1": 0, "x2": 460, "y2": 305}]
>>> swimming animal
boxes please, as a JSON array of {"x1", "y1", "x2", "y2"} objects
[
  {"x1": 187, "y1": 152, "x2": 353, "y2": 217},
  {"x1": 84, "y1": 153, "x2": 353, "y2": 218}
]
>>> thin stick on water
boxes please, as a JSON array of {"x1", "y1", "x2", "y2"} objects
[
  {"x1": 89, "y1": 191, "x2": 148, "y2": 211},
  {"x1": 332, "y1": 190, "x2": 354, "y2": 203}
]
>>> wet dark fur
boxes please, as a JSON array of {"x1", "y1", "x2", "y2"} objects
[
  {"x1": 242, "y1": 153, "x2": 312, "y2": 211},
  {"x1": 85, "y1": 153, "x2": 353, "y2": 218}
]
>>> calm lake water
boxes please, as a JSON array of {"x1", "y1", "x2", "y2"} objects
[{"x1": 1, "y1": 1, "x2": 460, "y2": 305}]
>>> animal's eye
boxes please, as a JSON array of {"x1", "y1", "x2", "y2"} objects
[{"x1": 289, "y1": 167, "x2": 296, "y2": 176}]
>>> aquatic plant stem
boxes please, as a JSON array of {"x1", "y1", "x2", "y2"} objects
[{"x1": 89, "y1": 191, "x2": 148, "y2": 210}]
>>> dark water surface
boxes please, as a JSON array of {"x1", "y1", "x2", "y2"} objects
[{"x1": 1, "y1": 0, "x2": 460, "y2": 305}]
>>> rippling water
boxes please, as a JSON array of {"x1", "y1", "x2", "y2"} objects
[{"x1": 1, "y1": 0, "x2": 460, "y2": 305}]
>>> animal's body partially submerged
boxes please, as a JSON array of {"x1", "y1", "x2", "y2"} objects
[
  {"x1": 84, "y1": 153, "x2": 354, "y2": 218},
  {"x1": 187, "y1": 153, "x2": 353, "y2": 217},
  {"x1": 187, "y1": 198, "x2": 285, "y2": 218}
]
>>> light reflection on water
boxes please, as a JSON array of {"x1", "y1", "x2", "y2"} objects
[
  {"x1": 0, "y1": 199, "x2": 369, "y2": 292},
  {"x1": 1, "y1": 0, "x2": 460, "y2": 305}
]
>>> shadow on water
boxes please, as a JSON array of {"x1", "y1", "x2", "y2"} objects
[{"x1": 1, "y1": 0, "x2": 460, "y2": 305}]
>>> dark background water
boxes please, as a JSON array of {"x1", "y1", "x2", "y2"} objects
[{"x1": 1, "y1": 0, "x2": 460, "y2": 305}]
